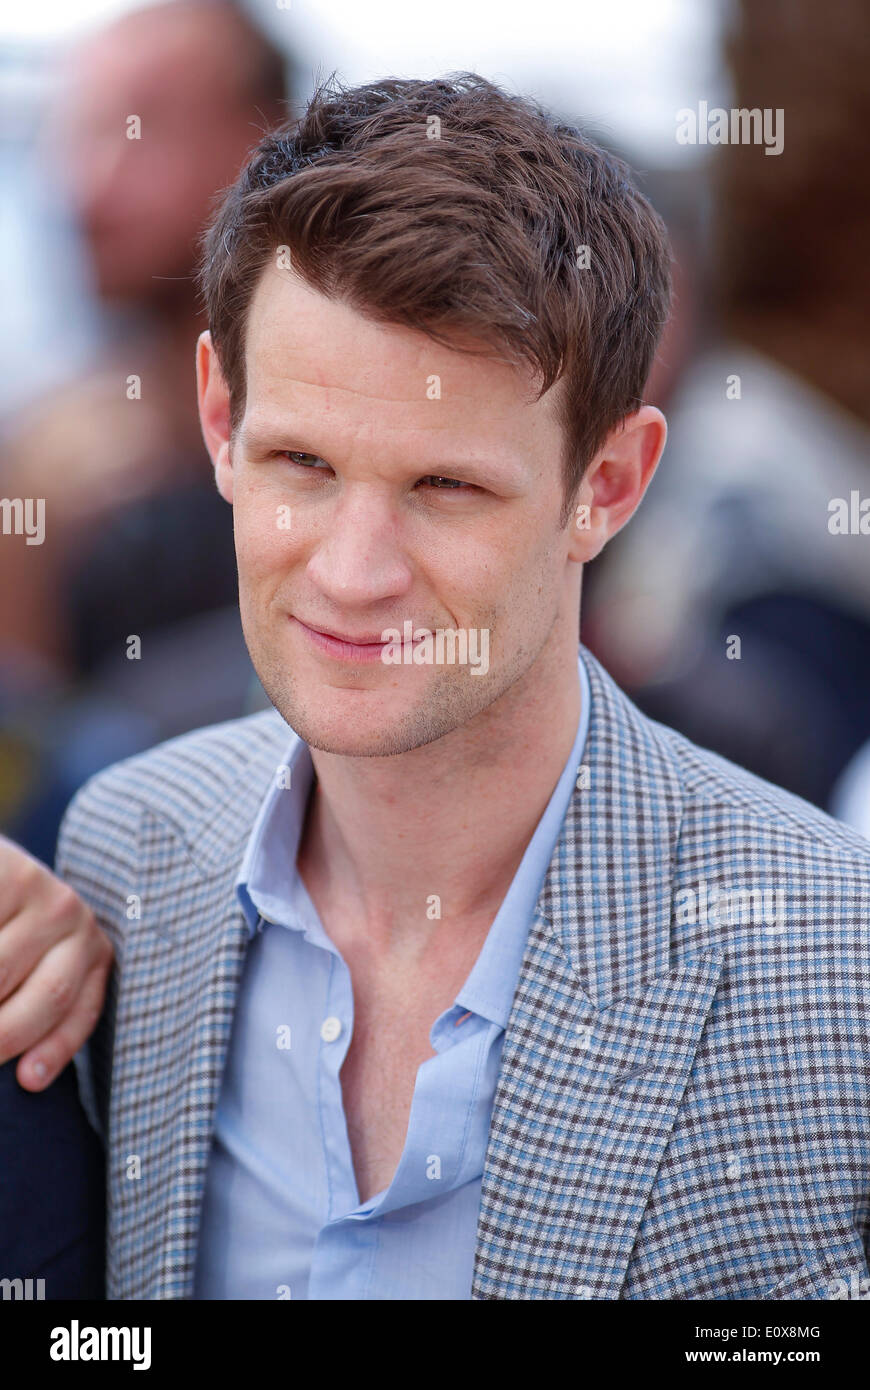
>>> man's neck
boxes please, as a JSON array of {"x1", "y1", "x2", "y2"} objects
[{"x1": 296, "y1": 638, "x2": 582, "y2": 960}]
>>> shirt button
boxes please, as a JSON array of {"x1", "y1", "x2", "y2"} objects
[{"x1": 320, "y1": 1016, "x2": 342, "y2": 1043}]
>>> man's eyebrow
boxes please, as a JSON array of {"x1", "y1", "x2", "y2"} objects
[
  {"x1": 238, "y1": 422, "x2": 306, "y2": 454},
  {"x1": 238, "y1": 421, "x2": 529, "y2": 489}
]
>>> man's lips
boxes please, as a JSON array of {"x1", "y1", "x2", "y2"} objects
[
  {"x1": 291, "y1": 616, "x2": 429, "y2": 664},
  {"x1": 299, "y1": 620, "x2": 387, "y2": 644}
]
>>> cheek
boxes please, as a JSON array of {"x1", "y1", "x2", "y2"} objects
[
  {"x1": 432, "y1": 518, "x2": 551, "y2": 619},
  {"x1": 232, "y1": 500, "x2": 293, "y2": 590},
  {"x1": 496, "y1": 517, "x2": 565, "y2": 599},
  {"x1": 504, "y1": 545, "x2": 567, "y2": 641}
]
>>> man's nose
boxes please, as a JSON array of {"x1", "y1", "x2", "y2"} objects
[{"x1": 304, "y1": 493, "x2": 413, "y2": 606}]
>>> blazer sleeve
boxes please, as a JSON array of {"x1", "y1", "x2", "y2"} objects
[{"x1": 54, "y1": 769, "x2": 143, "y2": 1148}]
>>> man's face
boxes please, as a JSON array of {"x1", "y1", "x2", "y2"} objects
[{"x1": 215, "y1": 265, "x2": 581, "y2": 757}]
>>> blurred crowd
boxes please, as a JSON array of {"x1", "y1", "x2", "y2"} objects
[
  {"x1": 1, "y1": 0, "x2": 868, "y2": 862},
  {"x1": 1, "y1": 0, "x2": 289, "y2": 861},
  {"x1": 583, "y1": 0, "x2": 870, "y2": 823}
]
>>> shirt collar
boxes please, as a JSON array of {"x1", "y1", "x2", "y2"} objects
[{"x1": 235, "y1": 731, "x2": 315, "y2": 936}]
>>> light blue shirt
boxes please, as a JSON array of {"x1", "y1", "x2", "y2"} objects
[{"x1": 193, "y1": 650, "x2": 591, "y2": 1299}]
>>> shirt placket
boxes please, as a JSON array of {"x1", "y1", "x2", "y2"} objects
[
  {"x1": 314, "y1": 947, "x2": 358, "y2": 1217},
  {"x1": 309, "y1": 945, "x2": 385, "y2": 1297}
]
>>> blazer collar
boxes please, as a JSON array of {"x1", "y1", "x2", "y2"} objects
[{"x1": 543, "y1": 644, "x2": 682, "y2": 1006}]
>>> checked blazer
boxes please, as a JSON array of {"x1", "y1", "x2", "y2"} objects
[{"x1": 56, "y1": 645, "x2": 870, "y2": 1300}]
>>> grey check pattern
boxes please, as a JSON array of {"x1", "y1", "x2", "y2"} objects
[{"x1": 56, "y1": 645, "x2": 870, "y2": 1299}]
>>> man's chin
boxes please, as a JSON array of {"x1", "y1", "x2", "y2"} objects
[
  {"x1": 265, "y1": 688, "x2": 462, "y2": 760},
  {"x1": 300, "y1": 730, "x2": 418, "y2": 758},
  {"x1": 283, "y1": 718, "x2": 446, "y2": 760}
]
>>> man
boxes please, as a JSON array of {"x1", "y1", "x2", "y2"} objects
[{"x1": 46, "y1": 74, "x2": 870, "y2": 1299}]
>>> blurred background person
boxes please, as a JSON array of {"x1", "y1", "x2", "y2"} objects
[
  {"x1": 583, "y1": 0, "x2": 870, "y2": 812},
  {"x1": 0, "y1": 835, "x2": 112, "y2": 1294},
  {"x1": 0, "y1": 0, "x2": 292, "y2": 861}
]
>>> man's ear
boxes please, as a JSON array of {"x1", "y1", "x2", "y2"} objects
[
  {"x1": 196, "y1": 330, "x2": 234, "y2": 503},
  {"x1": 567, "y1": 405, "x2": 667, "y2": 563}
]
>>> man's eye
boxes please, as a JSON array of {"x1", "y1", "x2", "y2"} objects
[
  {"x1": 418, "y1": 475, "x2": 473, "y2": 491},
  {"x1": 281, "y1": 451, "x2": 329, "y2": 469},
  {"x1": 276, "y1": 456, "x2": 473, "y2": 491}
]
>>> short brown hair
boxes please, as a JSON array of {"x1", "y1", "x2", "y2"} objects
[{"x1": 198, "y1": 73, "x2": 672, "y2": 523}]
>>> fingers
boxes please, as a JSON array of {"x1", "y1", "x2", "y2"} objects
[
  {"x1": 0, "y1": 928, "x2": 106, "y2": 1072},
  {"x1": 0, "y1": 838, "x2": 115, "y2": 1087},
  {"x1": 0, "y1": 848, "x2": 97, "y2": 1006},
  {"x1": 16, "y1": 958, "x2": 111, "y2": 1092},
  {"x1": 0, "y1": 900, "x2": 80, "y2": 1007},
  {"x1": 0, "y1": 838, "x2": 49, "y2": 943}
]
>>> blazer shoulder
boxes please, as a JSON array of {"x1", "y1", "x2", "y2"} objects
[
  {"x1": 56, "y1": 708, "x2": 290, "y2": 876},
  {"x1": 581, "y1": 646, "x2": 870, "y2": 884},
  {"x1": 654, "y1": 714, "x2": 870, "y2": 884}
]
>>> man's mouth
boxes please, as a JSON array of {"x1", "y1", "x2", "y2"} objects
[{"x1": 291, "y1": 616, "x2": 430, "y2": 664}]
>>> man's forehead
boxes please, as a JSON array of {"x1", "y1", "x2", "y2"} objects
[{"x1": 245, "y1": 263, "x2": 543, "y2": 408}]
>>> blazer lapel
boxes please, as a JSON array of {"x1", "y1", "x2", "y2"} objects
[
  {"x1": 106, "y1": 728, "x2": 285, "y2": 1300},
  {"x1": 473, "y1": 648, "x2": 726, "y2": 1299}
]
